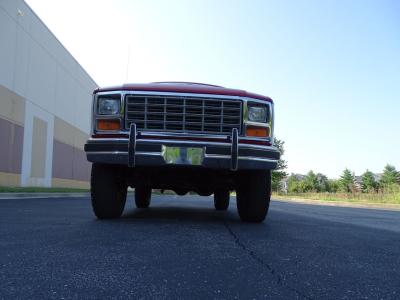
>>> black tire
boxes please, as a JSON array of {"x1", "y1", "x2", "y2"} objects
[
  {"x1": 214, "y1": 190, "x2": 230, "y2": 211},
  {"x1": 91, "y1": 163, "x2": 127, "y2": 219},
  {"x1": 236, "y1": 170, "x2": 271, "y2": 223},
  {"x1": 135, "y1": 187, "x2": 152, "y2": 208}
]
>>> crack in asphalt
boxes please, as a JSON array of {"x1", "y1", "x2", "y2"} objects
[{"x1": 223, "y1": 221, "x2": 313, "y2": 300}]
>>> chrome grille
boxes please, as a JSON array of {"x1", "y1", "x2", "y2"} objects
[{"x1": 125, "y1": 95, "x2": 242, "y2": 134}]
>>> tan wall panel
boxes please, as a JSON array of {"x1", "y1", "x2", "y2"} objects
[
  {"x1": 30, "y1": 117, "x2": 47, "y2": 178},
  {"x1": 0, "y1": 172, "x2": 21, "y2": 186},
  {"x1": 74, "y1": 129, "x2": 89, "y2": 150},
  {"x1": 54, "y1": 116, "x2": 88, "y2": 150},
  {"x1": 54, "y1": 116, "x2": 75, "y2": 146},
  {"x1": 0, "y1": 84, "x2": 25, "y2": 126},
  {"x1": 52, "y1": 178, "x2": 89, "y2": 189}
]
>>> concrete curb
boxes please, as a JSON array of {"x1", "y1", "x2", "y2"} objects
[{"x1": 0, "y1": 193, "x2": 90, "y2": 199}]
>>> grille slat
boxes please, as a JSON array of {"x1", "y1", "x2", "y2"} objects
[{"x1": 125, "y1": 95, "x2": 242, "y2": 134}]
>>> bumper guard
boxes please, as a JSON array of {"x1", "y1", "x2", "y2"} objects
[{"x1": 85, "y1": 125, "x2": 280, "y2": 171}]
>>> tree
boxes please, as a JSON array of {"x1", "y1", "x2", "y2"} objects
[
  {"x1": 316, "y1": 173, "x2": 330, "y2": 192},
  {"x1": 380, "y1": 164, "x2": 400, "y2": 187},
  {"x1": 327, "y1": 179, "x2": 340, "y2": 193},
  {"x1": 303, "y1": 170, "x2": 318, "y2": 192},
  {"x1": 300, "y1": 171, "x2": 330, "y2": 192},
  {"x1": 339, "y1": 168, "x2": 355, "y2": 193},
  {"x1": 287, "y1": 174, "x2": 303, "y2": 193},
  {"x1": 361, "y1": 170, "x2": 378, "y2": 193},
  {"x1": 271, "y1": 138, "x2": 288, "y2": 191}
]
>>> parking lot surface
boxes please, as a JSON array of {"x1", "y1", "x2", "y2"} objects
[{"x1": 1, "y1": 195, "x2": 399, "y2": 299}]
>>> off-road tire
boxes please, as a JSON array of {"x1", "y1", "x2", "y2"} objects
[
  {"x1": 214, "y1": 190, "x2": 230, "y2": 211},
  {"x1": 236, "y1": 170, "x2": 271, "y2": 223},
  {"x1": 135, "y1": 187, "x2": 152, "y2": 208},
  {"x1": 91, "y1": 163, "x2": 127, "y2": 219}
]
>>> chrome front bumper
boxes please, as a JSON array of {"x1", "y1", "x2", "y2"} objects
[{"x1": 85, "y1": 127, "x2": 280, "y2": 171}]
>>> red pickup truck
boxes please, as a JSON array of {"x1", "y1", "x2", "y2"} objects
[{"x1": 84, "y1": 82, "x2": 280, "y2": 222}]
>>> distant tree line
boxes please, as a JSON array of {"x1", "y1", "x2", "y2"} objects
[
  {"x1": 286, "y1": 165, "x2": 400, "y2": 194},
  {"x1": 272, "y1": 138, "x2": 400, "y2": 194}
]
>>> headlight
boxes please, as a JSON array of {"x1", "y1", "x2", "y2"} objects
[
  {"x1": 98, "y1": 98, "x2": 120, "y2": 115},
  {"x1": 248, "y1": 105, "x2": 268, "y2": 123}
]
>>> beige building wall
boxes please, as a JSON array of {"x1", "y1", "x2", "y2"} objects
[{"x1": 0, "y1": 0, "x2": 97, "y2": 188}]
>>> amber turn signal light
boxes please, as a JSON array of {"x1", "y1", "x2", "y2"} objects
[
  {"x1": 97, "y1": 119, "x2": 121, "y2": 131},
  {"x1": 246, "y1": 126, "x2": 269, "y2": 138}
]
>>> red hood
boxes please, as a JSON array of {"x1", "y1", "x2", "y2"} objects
[{"x1": 94, "y1": 82, "x2": 273, "y2": 103}]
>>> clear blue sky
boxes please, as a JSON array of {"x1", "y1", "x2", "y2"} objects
[{"x1": 26, "y1": 0, "x2": 400, "y2": 178}]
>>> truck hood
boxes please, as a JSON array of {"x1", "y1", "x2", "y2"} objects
[{"x1": 94, "y1": 82, "x2": 273, "y2": 103}]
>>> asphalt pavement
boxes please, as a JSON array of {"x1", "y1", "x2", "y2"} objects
[{"x1": 1, "y1": 195, "x2": 399, "y2": 299}]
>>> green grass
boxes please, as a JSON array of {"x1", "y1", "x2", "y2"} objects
[
  {"x1": 273, "y1": 190, "x2": 400, "y2": 205},
  {"x1": 0, "y1": 186, "x2": 89, "y2": 193}
]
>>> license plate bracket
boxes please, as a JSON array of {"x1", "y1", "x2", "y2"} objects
[{"x1": 162, "y1": 146, "x2": 204, "y2": 165}]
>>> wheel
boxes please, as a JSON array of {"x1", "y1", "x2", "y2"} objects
[
  {"x1": 214, "y1": 190, "x2": 230, "y2": 211},
  {"x1": 236, "y1": 170, "x2": 271, "y2": 223},
  {"x1": 135, "y1": 187, "x2": 152, "y2": 208},
  {"x1": 91, "y1": 163, "x2": 127, "y2": 219}
]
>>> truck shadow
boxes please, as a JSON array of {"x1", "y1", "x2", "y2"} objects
[{"x1": 121, "y1": 206, "x2": 243, "y2": 224}]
